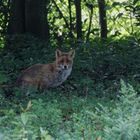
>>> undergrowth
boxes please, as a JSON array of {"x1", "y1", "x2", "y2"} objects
[{"x1": 0, "y1": 35, "x2": 140, "y2": 139}]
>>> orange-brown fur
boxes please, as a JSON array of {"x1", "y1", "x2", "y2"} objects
[{"x1": 17, "y1": 49, "x2": 75, "y2": 90}]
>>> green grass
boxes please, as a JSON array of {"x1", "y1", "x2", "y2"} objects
[{"x1": 0, "y1": 88, "x2": 115, "y2": 139}]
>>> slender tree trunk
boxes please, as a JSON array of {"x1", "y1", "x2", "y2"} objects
[
  {"x1": 98, "y1": 0, "x2": 107, "y2": 39},
  {"x1": 86, "y1": 6, "x2": 93, "y2": 43},
  {"x1": 68, "y1": 0, "x2": 73, "y2": 39},
  {"x1": 75, "y1": 0, "x2": 82, "y2": 40},
  {"x1": 7, "y1": 0, "x2": 25, "y2": 34}
]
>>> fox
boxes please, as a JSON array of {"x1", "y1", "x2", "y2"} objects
[{"x1": 16, "y1": 49, "x2": 75, "y2": 91}]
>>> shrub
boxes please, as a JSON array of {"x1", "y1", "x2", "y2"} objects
[{"x1": 87, "y1": 80, "x2": 140, "y2": 140}]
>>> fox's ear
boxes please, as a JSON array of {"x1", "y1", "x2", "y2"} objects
[
  {"x1": 69, "y1": 50, "x2": 75, "y2": 59},
  {"x1": 56, "y1": 49, "x2": 62, "y2": 58}
]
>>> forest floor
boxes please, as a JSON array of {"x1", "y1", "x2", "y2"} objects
[{"x1": 0, "y1": 35, "x2": 140, "y2": 139}]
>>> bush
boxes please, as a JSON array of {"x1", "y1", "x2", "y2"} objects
[{"x1": 86, "y1": 80, "x2": 140, "y2": 140}]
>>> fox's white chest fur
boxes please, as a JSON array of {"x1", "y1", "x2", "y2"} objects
[{"x1": 50, "y1": 68, "x2": 72, "y2": 87}]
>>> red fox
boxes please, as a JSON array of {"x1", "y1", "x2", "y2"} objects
[{"x1": 17, "y1": 49, "x2": 75, "y2": 90}]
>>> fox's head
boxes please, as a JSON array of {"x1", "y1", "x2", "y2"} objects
[{"x1": 55, "y1": 49, "x2": 75, "y2": 70}]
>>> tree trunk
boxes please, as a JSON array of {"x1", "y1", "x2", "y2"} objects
[
  {"x1": 75, "y1": 0, "x2": 82, "y2": 40},
  {"x1": 25, "y1": 0, "x2": 49, "y2": 40},
  {"x1": 86, "y1": 5, "x2": 93, "y2": 43},
  {"x1": 98, "y1": 0, "x2": 107, "y2": 39},
  {"x1": 68, "y1": 0, "x2": 73, "y2": 39},
  {"x1": 7, "y1": 0, "x2": 25, "y2": 34},
  {"x1": 8, "y1": 0, "x2": 50, "y2": 40}
]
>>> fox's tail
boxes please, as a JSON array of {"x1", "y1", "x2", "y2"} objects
[{"x1": 0, "y1": 84, "x2": 16, "y2": 88}]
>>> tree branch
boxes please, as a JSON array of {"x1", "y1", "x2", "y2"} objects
[{"x1": 52, "y1": 0, "x2": 69, "y2": 29}]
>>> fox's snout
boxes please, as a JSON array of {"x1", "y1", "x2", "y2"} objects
[
  {"x1": 64, "y1": 65, "x2": 68, "y2": 69},
  {"x1": 58, "y1": 59, "x2": 72, "y2": 70},
  {"x1": 60, "y1": 64, "x2": 69, "y2": 70}
]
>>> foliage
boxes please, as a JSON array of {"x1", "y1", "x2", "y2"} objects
[
  {"x1": 1, "y1": 0, "x2": 140, "y2": 42},
  {"x1": 0, "y1": 0, "x2": 10, "y2": 34},
  {"x1": 93, "y1": 80, "x2": 140, "y2": 140},
  {"x1": 0, "y1": 35, "x2": 140, "y2": 139}
]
